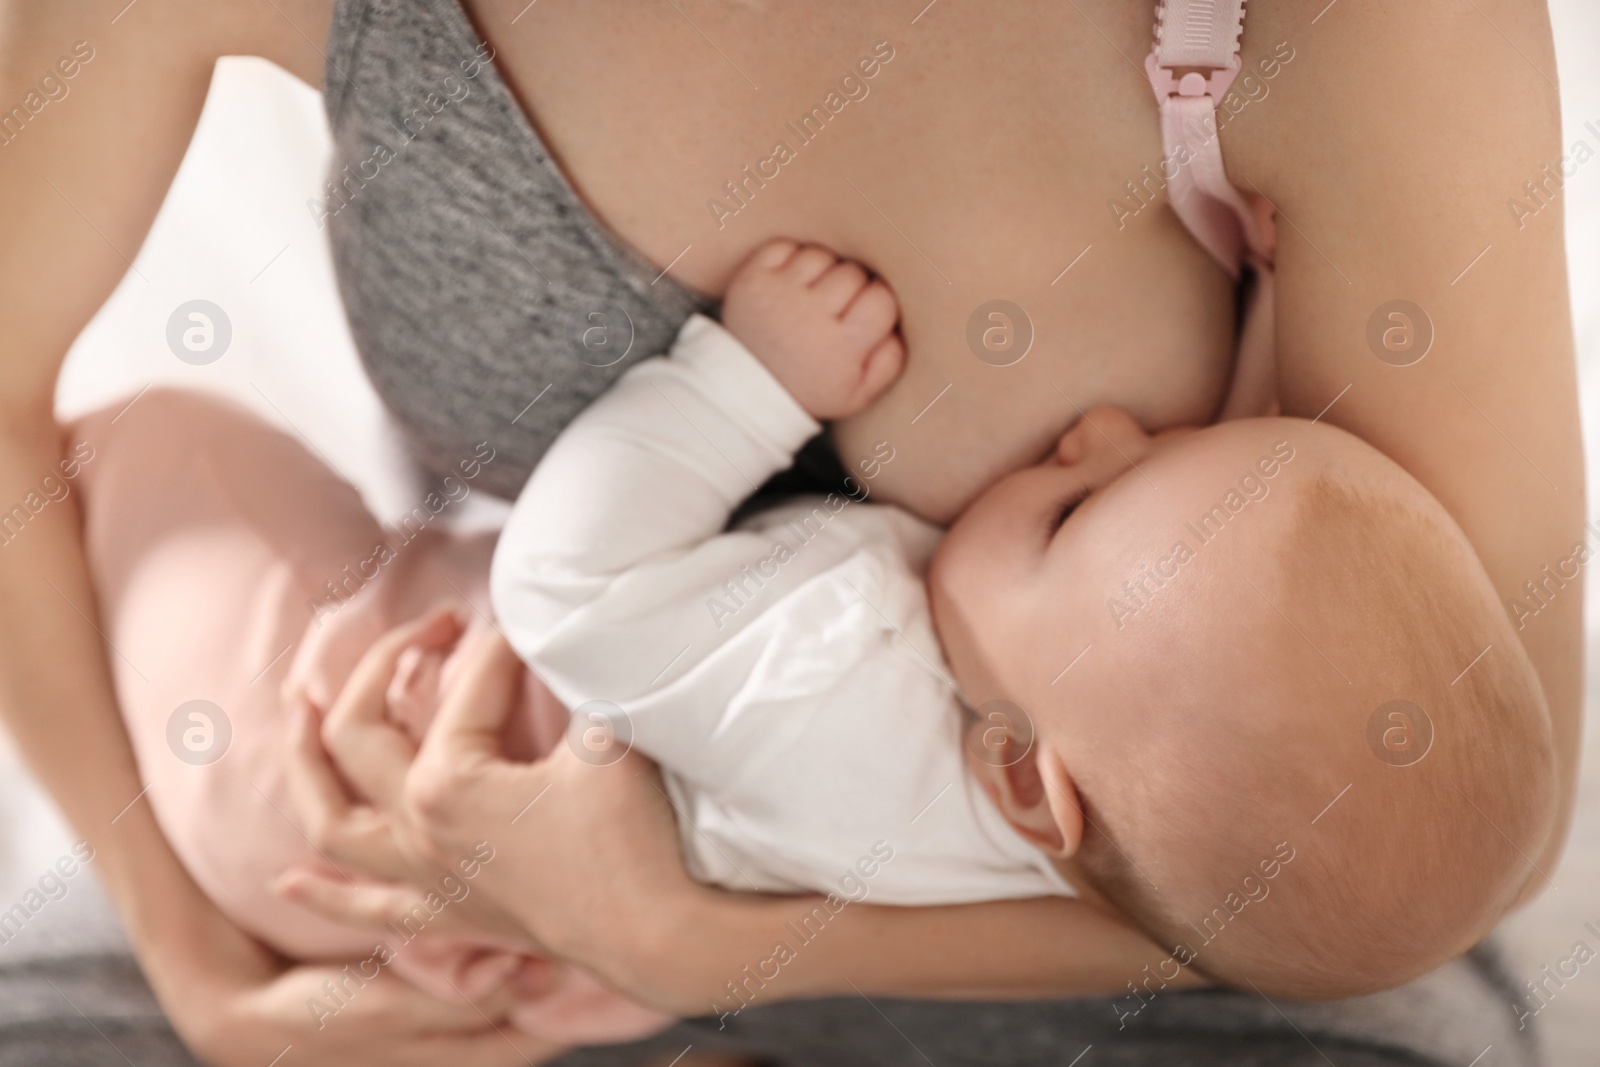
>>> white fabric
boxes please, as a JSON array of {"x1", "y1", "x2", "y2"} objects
[{"x1": 491, "y1": 314, "x2": 1072, "y2": 905}]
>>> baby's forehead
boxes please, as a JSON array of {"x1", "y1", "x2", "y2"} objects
[
  {"x1": 1072, "y1": 437, "x2": 1359, "y2": 650},
  {"x1": 1088, "y1": 422, "x2": 1310, "y2": 533}
]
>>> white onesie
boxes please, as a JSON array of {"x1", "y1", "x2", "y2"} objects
[{"x1": 491, "y1": 314, "x2": 1072, "y2": 905}]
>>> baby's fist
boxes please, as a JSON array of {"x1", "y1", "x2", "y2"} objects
[{"x1": 722, "y1": 240, "x2": 905, "y2": 421}]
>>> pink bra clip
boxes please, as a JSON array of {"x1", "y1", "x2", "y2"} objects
[{"x1": 1144, "y1": 52, "x2": 1242, "y2": 105}]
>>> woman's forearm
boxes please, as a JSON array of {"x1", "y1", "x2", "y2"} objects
[
  {"x1": 1251, "y1": 0, "x2": 1582, "y2": 894},
  {"x1": 628, "y1": 886, "x2": 1201, "y2": 1017},
  {"x1": 387, "y1": 698, "x2": 1197, "y2": 1015},
  {"x1": 0, "y1": 419, "x2": 224, "y2": 981}
]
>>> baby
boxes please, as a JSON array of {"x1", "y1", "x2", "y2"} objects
[
  {"x1": 76, "y1": 237, "x2": 1556, "y2": 1047},
  {"x1": 492, "y1": 238, "x2": 1558, "y2": 999}
]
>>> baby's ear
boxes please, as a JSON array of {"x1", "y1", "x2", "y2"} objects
[{"x1": 966, "y1": 725, "x2": 1084, "y2": 858}]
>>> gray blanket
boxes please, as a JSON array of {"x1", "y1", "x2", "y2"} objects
[{"x1": 0, "y1": 873, "x2": 1538, "y2": 1067}]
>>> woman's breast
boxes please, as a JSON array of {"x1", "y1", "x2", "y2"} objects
[
  {"x1": 475, "y1": 0, "x2": 1240, "y2": 519},
  {"x1": 825, "y1": 172, "x2": 1238, "y2": 524},
  {"x1": 761, "y1": 49, "x2": 1239, "y2": 523}
]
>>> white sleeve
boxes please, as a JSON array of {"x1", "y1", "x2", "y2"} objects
[{"x1": 489, "y1": 314, "x2": 826, "y2": 734}]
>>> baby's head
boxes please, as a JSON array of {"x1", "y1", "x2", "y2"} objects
[{"x1": 928, "y1": 409, "x2": 1556, "y2": 997}]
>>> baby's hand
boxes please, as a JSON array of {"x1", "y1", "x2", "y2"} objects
[{"x1": 722, "y1": 240, "x2": 905, "y2": 420}]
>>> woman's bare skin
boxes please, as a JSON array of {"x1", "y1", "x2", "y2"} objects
[
  {"x1": 0, "y1": 1, "x2": 1580, "y2": 1063},
  {"x1": 445, "y1": 0, "x2": 1590, "y2": 894},
  {"x1": 494, "y1": 0, "x2": 1235, "y2": 521}
]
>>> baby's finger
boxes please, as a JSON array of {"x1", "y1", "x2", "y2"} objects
[
  {"x1": 783, "y1": 244, "x2": 839, "y2": 285},
  {"x1": 811, "y1": 260, "x2": 871, "y2": 315}
]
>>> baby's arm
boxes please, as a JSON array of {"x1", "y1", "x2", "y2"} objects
[{"x1": 490, "y1": 241, "x2": 902, "y2": 710}]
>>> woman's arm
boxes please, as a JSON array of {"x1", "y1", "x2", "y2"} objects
[
  {"x1": 0, "y1": 4, "x2": 548, "y2": 1062},
  {"x1": 1231, "y1": 0, "x2": 1582, "y2": 889},
  {"x1": 478, "y1": 739, "x2": 1204, "y2": 1015},
  {"x1": 635, "y1": 889, "x2": 1201, "y2": 1018},
  {"x1": 294, "y1": 625, "x2": 1204, "y2": 1015},
  {"x1": 1, "y1": 0, "x2": 269, "y2": 1044}
]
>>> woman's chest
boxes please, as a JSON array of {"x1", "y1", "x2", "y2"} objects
[{"x1": 469, "y1": 0, "x2": 1242, "y2": 518}]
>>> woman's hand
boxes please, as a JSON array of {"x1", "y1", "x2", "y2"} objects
[
  {"x1": 149, "y1": 887, "x2": 561, "y2": 1067},
  {"x1": 399, "y1": 626, "x2": 700, "y2": 992},
  {"x1": 393, "y1": 634, "x2": 1211, "y2": 1011},
  {"x1": 277, "y1": 606, "x2": 542, "y2": 951},
  {"x1": 286, "y1": 613, "x2": 1217, "y2": 1014},
  {"x1": 282, "y1": 614, "x2": 704, "y2": 1005}
]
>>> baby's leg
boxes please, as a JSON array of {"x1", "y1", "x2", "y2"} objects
[
  {"x1": 73, "y1": 387, "x2": 446, "y2": 960},
  {"x1": 73, "y1": 390, "x2": 668, "y2": 1043}
]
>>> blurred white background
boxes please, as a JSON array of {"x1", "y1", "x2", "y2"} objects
[{"x1": 2, "y1": 3, "x2": 1597, "y2": 1061}]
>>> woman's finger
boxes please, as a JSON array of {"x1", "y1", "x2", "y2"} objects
[
  {"x1": 419, "y1": 625, "x2": 526, "y2": 767},
  {"x1": 271, "y1": 867, "x2": 430, "y2": 931},
  {"x1": 405, "y1": 627, "x2": 537, "y2": 838},
  {"x1": 334, "y1": 605, "x2": 464, "y2": 729},
  {"x1": 285, "y1": 698, "x2": 351, "y2": 828},
  {"x1": 284, "y1": 699, "x2": 414, "y2": 877},
  {"x1": 277, "y1": 961, "x2": 518, "y2": 1037},
  {"x1": 267, "y1": 946, "x2": 561, "y2": 1060},
  {"x1": 323, "y1": 604, "x2": 464, "y2": 804}
]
